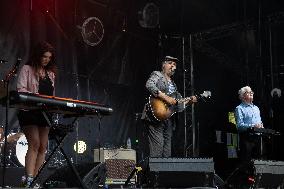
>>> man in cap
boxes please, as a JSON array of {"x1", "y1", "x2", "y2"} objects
[{"x1": 142, "y1": 56, "x2": 197, "y2": 157}]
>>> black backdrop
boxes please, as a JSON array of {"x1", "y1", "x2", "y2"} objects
[{"x1": 1, "y1": 0, "x2": 284, "y2": 178}]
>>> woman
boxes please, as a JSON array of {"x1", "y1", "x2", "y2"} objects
[{"x1": 17, "y1": 41, "x2": 57, "y2": 187}]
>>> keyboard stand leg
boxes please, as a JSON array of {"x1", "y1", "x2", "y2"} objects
[
  {"x1": 31, "y1": 132, "x2": 88, "y2": 189},
  {"x1": 56, "y1": 136, "x2": 88, "y2": 189},
  {"x1": 30, "y1": 113, "x2": 88, "y2": 189},
  {"x1": 30, "y1": 133, "x2": 67, "y2": 187}
]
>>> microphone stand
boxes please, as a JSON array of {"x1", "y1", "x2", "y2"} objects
[
  {"x1": 1, "y1": 58, "x2": 21, "y2": 188},
  {"x1": 97, "y1": 111, "x2": 102, "y2": 163},
  {"x1": 124, "y1": 113, "x2": 142, "y2": 187}
]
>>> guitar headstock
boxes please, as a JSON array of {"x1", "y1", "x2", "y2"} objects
[{"x1": 200, "y1": 90, "x2": 211, "y2": 98}]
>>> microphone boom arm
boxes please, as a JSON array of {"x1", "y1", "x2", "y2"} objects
[{"x1": 4, "y1": 58, "x2": 21, "y2": 82}]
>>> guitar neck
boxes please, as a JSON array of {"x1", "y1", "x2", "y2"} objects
[{"x1": 177, "y1": 97, "x2": 191, "y2": 103}]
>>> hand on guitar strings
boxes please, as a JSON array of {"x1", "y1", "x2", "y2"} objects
[
  {"x1": 158, "y1": 91, "x2": 177, "y2": 105},
  {"x1": 186, "y1": 96, "x2": 198, "y2": 104}
]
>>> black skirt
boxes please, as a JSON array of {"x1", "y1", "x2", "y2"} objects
[
  {"x1": 18, "y1": 110, "x2": 52, "y2": 128},
  {"x1": 18, "y1": 70, "x2": 54, "y2": 128}
]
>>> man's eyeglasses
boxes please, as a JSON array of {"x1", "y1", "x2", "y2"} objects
[{"x1": 245, "y1": 91, "x2": 254, "y2": 95}]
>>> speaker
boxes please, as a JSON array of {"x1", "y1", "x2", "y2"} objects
[
  {"x1": 146, "y1": 158, "x2": 215, "y2": 187},
  {"x1": 227, "y1": 160, "x2": 284, "y2": 188},
  {"x1": 83, "y1": 162, "x2": 106, "y2": 188},
  {"x1": 43, "y1": 162, "x2": 106, "y2": 188},
  {"x1": 252, "y1": 160, "x2": 284, "y2": 188}
]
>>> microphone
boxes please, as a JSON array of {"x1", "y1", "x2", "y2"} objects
[{"x1": 0, "y1": 59, "x2": 8, "y2": 64}]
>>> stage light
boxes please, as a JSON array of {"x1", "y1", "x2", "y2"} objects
[{"x1": 73, "y1": 140, "x2": 87, "y2": 154}]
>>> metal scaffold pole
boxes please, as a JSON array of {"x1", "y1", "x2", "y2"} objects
[{"x1": 189, "y1": 34, "x2": 197, "y2": 157}]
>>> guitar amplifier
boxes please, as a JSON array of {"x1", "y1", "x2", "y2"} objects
[
  {"x1": 94, "y1": 148, "x2": 136, "y2": 162},
  {"x1": 147, "y1": 158, "x2": 215, "y2": 187},
  {"x1": 94, "y1": 148, "x2": 136, "y2": 185}
]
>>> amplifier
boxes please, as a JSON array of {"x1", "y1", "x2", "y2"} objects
[
  {"x1": 147, "y1": 158, "x2": 215, "y2": 187},
  {"x1": 93, "y1": 148, "x2": 136, "y2": 185},
  {"x1": 94, "y1": 148, "x2": 136, "y2": 162}
]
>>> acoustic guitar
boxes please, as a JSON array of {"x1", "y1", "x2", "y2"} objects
[{"x1": 146, "y1": 91, "x2": 211, "y2": 122}]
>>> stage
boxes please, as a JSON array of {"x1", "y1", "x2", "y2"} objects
[{"x1": 1, "y1": 158, "x2": 284, "y2": 188}]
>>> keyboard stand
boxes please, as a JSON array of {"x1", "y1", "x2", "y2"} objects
[{"x1": 30, "y1": 113, "x2": 88, "y2": 189}]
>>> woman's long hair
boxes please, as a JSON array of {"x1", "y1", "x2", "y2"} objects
[{"x1": 27, "y1": 41, "x2": 57, "y2": 76}]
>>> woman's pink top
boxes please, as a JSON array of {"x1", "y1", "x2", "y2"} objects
[{"x1": 17, "y1": 65, "x2": 55, "y2": 95}]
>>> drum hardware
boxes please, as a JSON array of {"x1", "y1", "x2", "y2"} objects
[
  {"x1": 0, "y1": 132, "x2": 27, "y2": 167},
  {"x1": 0, "y1": 146, "x2": 20, "y2": 167},
  {"x1": 6, "y1": 132, "x2": 23, "y2": 143}
]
